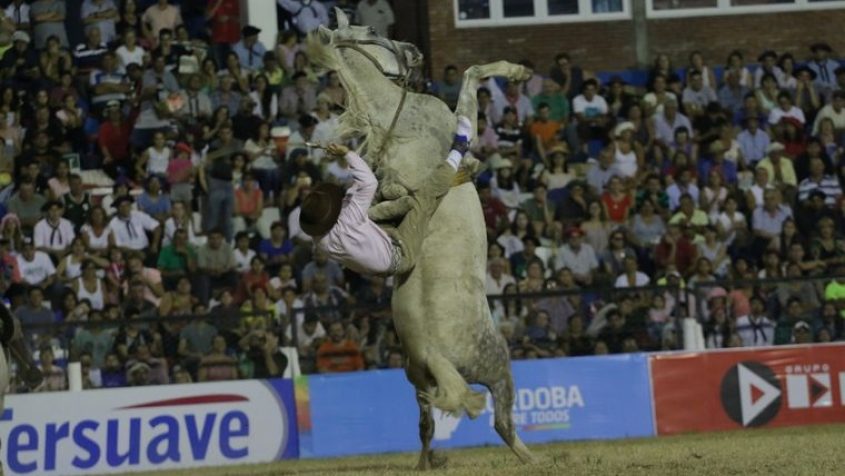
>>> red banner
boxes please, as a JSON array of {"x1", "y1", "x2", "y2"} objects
[{"x1": 651, "y1": 343, "x2": 845, "y2": 435}]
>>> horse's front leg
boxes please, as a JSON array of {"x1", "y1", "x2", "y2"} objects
[{"x1": 455, "y1": 61, "x2": 532, "y2": 131}]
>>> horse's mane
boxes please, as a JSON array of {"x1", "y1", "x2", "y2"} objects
[{"x1": 305, "y1": 32, "x2": 391, "y2": 159}]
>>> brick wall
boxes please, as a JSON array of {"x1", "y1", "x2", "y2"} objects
[{"x1": 426, "y1": 6, "x2": 845, "y2": 80}]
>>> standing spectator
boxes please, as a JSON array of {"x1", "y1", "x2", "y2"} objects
[
  {"x1": 30, "y1": 0, "x2": 67, "y2": 49},
  {"x1": 355, "y1": 0, "x2": 394, "y2": 37},
  {"x1": 142, "y1": 0, "x2": 183, "y2": 47},
  {"x1": 278, "y1": 0, "x2": 329, "y2": 35},
  {"x1": 200, "y1": 123, "x2": 240, "y2": 241},
  {"x1": 316, "y1": 321, "x2": 365, "y2": 373},
  {"x1": 5, "y1": 0, "x2": 29, "y2": 32},
  {"x1": 231, "y1": 25, "x2": 265, "y2": 72},
  {"x1": 81, "y1": 0, "x2": 119, "y2": 45},
  {"x1": 207, "y1": 0, "x2": 240, "y2": 64}
]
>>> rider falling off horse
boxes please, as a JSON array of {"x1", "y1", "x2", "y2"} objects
[{"x1": 299, "y1": 115, "x2": 473, "y2": 276}]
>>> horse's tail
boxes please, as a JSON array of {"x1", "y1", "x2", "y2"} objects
[{"x1": 420, "y1": 352, "x2": 486, "y2": 419}]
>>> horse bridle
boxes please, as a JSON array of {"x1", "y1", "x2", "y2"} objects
[{"x1": 334, "y1": 37, "x2": 419, "y2": 162}]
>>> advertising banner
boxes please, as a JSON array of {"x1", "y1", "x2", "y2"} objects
[
  {"x1": 298, "y1": 355, "x2": 654, "y2": 458},
  {"x1": 0, "y1": 379, "x2": 298, "y2": 475},
  {"x1": 651, "y1": 343, "x2": 845, "y2": 435}
]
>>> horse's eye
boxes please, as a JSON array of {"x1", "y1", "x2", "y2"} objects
[{"x1": 368, "y1": 27, "x2": 376, "y2": 36}]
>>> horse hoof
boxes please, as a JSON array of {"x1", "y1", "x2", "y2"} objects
[{"x1": 429, "y1": 450, "x2": 448, "y2": 469}]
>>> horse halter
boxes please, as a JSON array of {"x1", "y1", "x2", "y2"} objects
[{"x1": 334, "y1": 36, "x2": 420, "y2": 163}]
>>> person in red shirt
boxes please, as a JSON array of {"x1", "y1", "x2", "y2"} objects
[
  {"x1": 654, "y1": 222, "x2": 698, "y2": 276},
  {"x1": 234, "y1": 257, "x2": 271, "y2": 304},
  {"x1": 601, "y1": 175, "x2": 633, "y2": 224},
  {"x1": 479, "y1": 181, "x2": 508, "y2": 239},
  {"x1": 97, "y1": 101, "x2": 132, "y2": 178},
  {"x1": 207, "y1": 0, "x2": 240, "y2": 63},
  {"x1": 316, "y1": 321, "x2": 365, "y2": 373}
]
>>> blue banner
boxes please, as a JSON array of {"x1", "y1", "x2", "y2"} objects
[{"x1": 301, "y1": 355, "x2": 654, "y2": 458}]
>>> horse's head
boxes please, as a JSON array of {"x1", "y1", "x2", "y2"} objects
[{"x1": 308, "y1": 8, "x2": 423, "y2": 85}]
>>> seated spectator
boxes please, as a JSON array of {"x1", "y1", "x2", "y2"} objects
[
  {"x1": 7, "y1": 179, "x2": 47, "y2": 233},
  {"x1": 115, "y1": 29, "x2": 145, "y2": 73},
  {"x1": 73, "y1": 26, "x2": 108, "y2": 79},
  {"x1": 234, "y1": 172, "x2": 263, "y2": 229},
  {"x1": 301, "y1": 248, "x2": 343, "y2": 291},
  {"x1": 669, "y1": 193, "x2": 709, "y2": 233},
  {"x1": 142, "y1": 0, "x2": 183, "y2": 47},
  {"x1": 123, "y1": 252, "x2": 165, "y2": 305},
  {"x1": 652, "y1": 98, "x2": 692, "y2": 150},
  {"x1": 280, "y1": 72, "x2": 317, "y2": 121},
  {"x1": 682, "y1": 70, "x2": 717, "y2": 118},
  {"x1": 554, "y1": 228, "x2": 598, "y2": 286},
  {"x1": 601, "y1": 176, "x2": 633, "y2": 225},
  {"x1": 16, "y1": 286, "x2": 55, "y2": 342},
  {"x1": 198, "y1": 335, "x2": 238, "y2": 382},
  {"x1": 630, "y1": 198, "x2": 666, "y2": 250},
  {"x1": 99, "y1": 352, "x2": 127, "y2": 388},
  {"x1": 33, "y1": 200, "x2": 75, "y2": 260},
  {"x1": 232, "y1": 231, "x2": 256, "y2": 273},
  {"x1": 196, "y1": 229, "x2": 237, "y2": 303},
  {"x1": 615, "y1": 255, "x2": 650, "y2": 288},
  {"x1": 736, "y1": 296, "x2": 776, "y2": 347},
  {"x1": 36, "y1": 346, "x2": 66, "y2": 392},
  {"x1": 108, "y1": 196, "x2": 161, "y2": 254},
  {"x1": 136, "y1": 130, "x2": 172, "y2": 180},
  {"x1": 235, "y1": 256, "x2": 270, "y2": 304},
  {"x1": 718, "y1": 70, "x2": 749, "y2": 116},
  {"x1": 161, "y1": 200, "x2": 199, "y2": 247},
  {"x1": 90, "y1": 51, "x2": 129, "y2": 110},
  {"x1": 71, "y1": 259, "x2": 107, "y2": 311},
  {"x1": 136, "y1": 176, "x2": 172, "y2": 224},
  {"x1": 97, "y1": 101, "x2": 132, "y2": 176},
  {"x1": 157, "y1": 228, "x2": 196, "y2": 290},
  {"x1": 532, "y1": 78, "x2": 569, "y2": 123},
  {"x1": 178, "y1": 314, "x2": 218, "y2": 365},
  {"x1": 655, "y1": 223, "x2": 698, "y2": 276},
  {"x1": 238, "y1": 329, "x2": 287, "y2": 378},
  {"x1": 16, "y1": 239, "x2": 56, "y2": 290},
  {"x1": 244, "y1": 122, "x2": 282, "y2": 196},
  {"x1": 768, "y1": 91, "x2": 805, "y2": 127},
  {"x1": 797, "y1": 158, "x2": 840, "y2": 206},
  {"x1": 597, "y1": 309, "x2": 632, "y2": 354},
  {"x1": 571, "y1": 79, "x2": 608, "y2": 152},
  {"x1": 316, "y1": 321, "x2": 365, "y2": 373}
]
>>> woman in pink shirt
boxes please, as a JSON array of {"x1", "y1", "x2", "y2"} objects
[{"x1": 299, "y1": 116, "x2": 472, "y2": 276}]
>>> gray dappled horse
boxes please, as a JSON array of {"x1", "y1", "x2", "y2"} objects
[{"x1": 307, "y1": 10, "x2": 535, "y2": 468}]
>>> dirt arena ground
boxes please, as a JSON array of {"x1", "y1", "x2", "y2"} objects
[{"x1": 139, "y1": 424, "x2": 845, "y2": 476}]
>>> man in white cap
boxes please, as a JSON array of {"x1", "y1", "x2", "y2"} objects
[
  {"x1": 756, "y1": 142, "x2": 796, "y2": 190},
  {"x1": 1, "y1": 30, "x2": 37, "y2": 83}
]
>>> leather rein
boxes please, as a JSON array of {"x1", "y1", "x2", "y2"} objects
[{"x1": 334, "y1": 38, "x2": 415, "y2": 163}]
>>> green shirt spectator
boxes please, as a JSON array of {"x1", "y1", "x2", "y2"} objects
[{"x1": 532, "y1": 79, "x2": 570, "y2": 123}]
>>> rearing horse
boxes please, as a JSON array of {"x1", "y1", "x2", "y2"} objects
[{"x1": 307, "y1": 11, "x2": 535, "y2": 469}]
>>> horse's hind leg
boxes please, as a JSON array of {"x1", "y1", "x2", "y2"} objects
[
  {"x1": 488, "y1": 375, "x2": 537, "y2": 464},
  {"x1": 414, "y1": 390, "x2": 448, "y2": 470}
]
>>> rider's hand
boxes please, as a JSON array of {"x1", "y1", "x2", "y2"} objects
[{"x1": 326, "y1": 143, "x2": 350, "y2": 157}]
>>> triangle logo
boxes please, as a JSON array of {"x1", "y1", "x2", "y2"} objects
[{"x1": 737, "y1": 363, "x2": 781, "y2": 427}]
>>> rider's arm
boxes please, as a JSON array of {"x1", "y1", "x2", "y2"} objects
[{"x1": 344, "y1": 151, "x2": 378, "y2": 208}]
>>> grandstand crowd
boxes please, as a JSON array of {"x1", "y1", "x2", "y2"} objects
[{"x1": 0, "y1": 0, "x2": 843, "y2": 392}]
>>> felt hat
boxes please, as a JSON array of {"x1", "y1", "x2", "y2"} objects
[
  {"x1": 810, "y1": 42, "x2": 832, "y2": 53},
  {"x1": 299, "y1": 183, "x2": 346, "y2": 237},
  {"x1": 242, "y1": 25, "x2": 261, "y2": 37}
]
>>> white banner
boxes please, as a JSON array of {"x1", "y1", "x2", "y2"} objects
[{"x1": 0, "y1": 380, "x2": 294, "y2": 475}]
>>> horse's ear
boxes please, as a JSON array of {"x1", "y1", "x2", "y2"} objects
[
  {"x1": 335, "y1": 7, "x2": 350, "y2": 29},
  {"x1": 313, "y1": 25, "x2": 333, "y2": 45}
]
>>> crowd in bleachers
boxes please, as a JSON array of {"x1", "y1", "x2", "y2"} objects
[{"x1": 0, "y1": 0, "x2": 842, "y2": 392}]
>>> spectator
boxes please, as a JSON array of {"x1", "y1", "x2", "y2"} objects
[
  {"x1": 807, "y1": 42, "x2": 839, "y2": 90},
  {"x1": 234, "y1": 172, "x2": 263, "y2": 229},
  {"x1": 238, "y1": 329, "x2": 287, "y2": 378},
  {"x1": 108, "y1": 196, "x2": 161, "y2": 254},
  {"x1": 16, "y1": 238, "x2": 55, "y2": 290},
  {"x1": 798, "y1": 157, "x2": 841, "y2": 205},
  {"x1": 36, "y1": 346, "x2": 66, "y2": 391},
  {"x1": 652, "y1": 98, "x2": 692, "y2": 149},
  {"x1": 198, "y1": 335, "x2": 238, "y2": 381},
  {"x1": 736, "y1": 296, "x2": 776, "y2": 347},
  {"x1": 555, "y1": 228, "x2": 599, "y2": 286},
  {"x1": 682, "y1": 70, "x2": 717, "y2": 118},
  {"x1": 142, "y1": 0, "x2": 183, "y2": 47},
  {"x1": 136, "y1": 176, "x2": 171, "y2": 224},
  {"x1": 196, "y1": 229, "x2": 237, "y2": 304},
  {"x1": 7, "y1": 179, "x2": 46, "y2": 233},
  {"x1": 231, "y1": 25, "x2": 265, "y2": 72},
  {"x1": 355, "y1": 0, "x2": 394, "y2": 37},
  {"x1": 235, "y1": 256, "x2": 270, "y2": 304},
  {"x1": 232, "y1": 231, "x2": 256, "y2": 273},
  {"x1": 33, "y1": 200, "x2": 75, "y2": 259},
  {"x1": 571, "y1": 79, "x2": 608, "y2": 151},
  {"x1": 655, "y1": 223, "x2": 697, "y2": 276},
  {"x1": 316, "y1": 321, "x2": 364, "y2": 373},
  {"x1": 157, "y1": 228, "x2": 196, "y2": 290},
  {"x1": 71, "y1": 259, "x2": 107, "y2": 311},
  {"x1": 31, "y1": 0, "x2": 67, "y2": 49},
  {"x1": 280, "y1": 72, "x2": 317, "y2": 122}
]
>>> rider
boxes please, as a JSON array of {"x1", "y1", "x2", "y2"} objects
[
  {"x1": 299, "y1": 115, "x2": 473, "y2": 276},
  {"x1": 0, "y1": 297, "x2": 44, "y2": 389}
]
